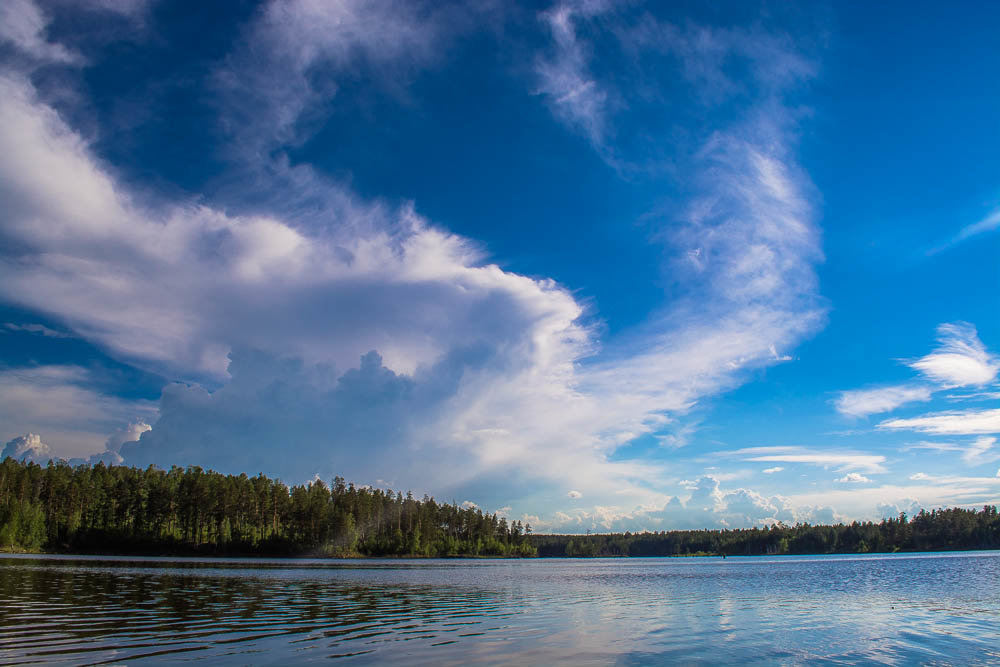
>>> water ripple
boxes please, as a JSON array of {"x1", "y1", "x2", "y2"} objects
[{"x1": 1, "y1": 553, "x2": 999, "y2": 664}]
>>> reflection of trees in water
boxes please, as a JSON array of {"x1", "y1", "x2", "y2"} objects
[
  {"x1": 2, "y1": 557, "x2": 999, "y2": 665},
  {"x1": 0, "y1": 562, "x2": 517, "y2": 663}
]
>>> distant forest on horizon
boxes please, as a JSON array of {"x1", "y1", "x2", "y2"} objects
[{"x1": 1, "y1": 458, "x2": 999, "y2": 558}]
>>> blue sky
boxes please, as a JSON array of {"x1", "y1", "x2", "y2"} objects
[{"x1": 1, "y1": 0, "x2": 998, "y2": 532}]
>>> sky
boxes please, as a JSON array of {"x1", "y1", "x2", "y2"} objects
[{"x1": 1, "y1": 0, "x2": 999, "y2": 533}]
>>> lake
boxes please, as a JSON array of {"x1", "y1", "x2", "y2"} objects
[{"x1": 1, "y1": 552, "x2": 998, "y2": 665}]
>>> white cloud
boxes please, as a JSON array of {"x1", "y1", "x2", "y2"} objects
[
  {"x1": 899, "y1": 436, "x2": 1000, "y2": 469},
  {"x1": 877, "y1": 499, "x2": 922, "y2": 520},
  {"x1": 2, "y1": 322, "x2": 74, "y2": 338},
  {"x1": 531, "y1": 476, "x2": 839, "y2": 533},
  {"x1": 908, "y1": 322, "x2": 998, "y2": 388},
  {"x1": 0, "y1": 365, "x2": 156, "y2": 457},
  {"x1": 762, "y1": 466, "x2": 784, "y2": 474},
  {"x1": 0, "y1": 5, "x2": 829, "y2": 523},
  {"x1": 835, "y1": 322, "x2": 1000, "y2": 420},
  {"x1": 0, "y1": 72, "x2": 588, "y2": 382},
  {"x1": 567, "y1": 490, "x2": 582, "y2": 499},
  {"x1": 216, "y1": 0, "x2": 450, "y2": 158},
  {"x1": 945, "y1": 390, "x2": 1000, "y2": 402},
  {"x1": 897, "y1": 472, "x2": 1000, "y2": 486},
  {"x1": 2, "y1": 433, "x2": 51, "y2": 463},
  {"x1": 900, "y1": 440, "x2": 963, "y2": 454},
  {"x1": 732, "y1": 446, "x2": 887, "y2": 474},
  {"x1": 879, "y1": 408, "x2": 1000, "y2": 436},
  {"x1": 962, "y1": 436, "x2": 999, "y2": 465},
  {"x1": 104, "y1": 421, "x2": 151, "y2": 453},
  {"x1": 834, "y1": 384, "x2": 932, "y2": 418},
  {"x1": 835, "y1": 472, "x2": 871, "y2": 483},
  {"x1": 931, "y1": 208, "x2": 1000, "y2": 253},
  {"x1": 534, "y1": 1, "x2": 615, "y2": 152},
  {"x1": 0, "y1": 0, "x2": 79, "y2": 64}
]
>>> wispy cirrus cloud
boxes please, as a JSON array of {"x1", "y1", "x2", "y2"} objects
[
  {"x1": 908, "y1": 322, "x2": 998, "y2": 388},
  {"x1": 0, "y1": 0, "x2": 80, "y2": 64},
  {"x1": 905, "y1": 437, "x2": 1000, "y2": 465},
  {"x1": 534, "y1": 0, "x2": 615, "y2": 154},
  {"x1": 901, "y1": 440, "x2": 964, "y2": 454},
  {"x1": 879, "y1": 408, "x2": 1000, "y2": 436},
  {"x1": 835, "y1": 384, "x2": 932, "y2": 418},
  {"x1": 963, "y1": 436, "x2": 1000, "y2": 465},
  {"x1": 2, "y1": 322, "x2": 75, "y2": 338},
  {"x1": 929, "y1": 208, "x2": 1000, "y2": 254},
  {"x1": 729, "y1": 446, "x2": 887, "y2": 474},
  {"x1": 216, "y1": 0, "x2": 455, "y2": 158}
]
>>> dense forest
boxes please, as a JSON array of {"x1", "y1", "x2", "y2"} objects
[
  {"x1": 530, "y1": 506, "x2": 1000, "y2": 557},
  {"x1": 2, "y1": 458, "x2": 999, "y2": 559},
  {"x1": 0, "y1": 458, "x2": 535, "y2": 557}
]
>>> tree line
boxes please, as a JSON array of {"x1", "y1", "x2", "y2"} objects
[
  {"x1": 0, "y1": 458, "x2": 535, "y2": 557},
  {"x1": 3, "y1": 457, "x2": 998, "y2": 559},
  {"x1": 530, "y1": 506, "x2": 1000, "y2": 557}
]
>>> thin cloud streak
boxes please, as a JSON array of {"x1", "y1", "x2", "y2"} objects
[
  {"x1": 879, "y1": 408, "x2": 1000, "y2": 436},
  {"x1": 929, "y1": 208, "x2": 1000, "y2": 254},
  {"x1": 835, "y1": 384, "x2": 932, "y2": 418},
  {"x1": 729, "y1": 446, "x2": 888, "y2": 474}
]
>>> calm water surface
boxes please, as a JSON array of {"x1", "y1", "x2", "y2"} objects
[{"x1": 1, "y1": 552, "x2": 998, "y2": 665}]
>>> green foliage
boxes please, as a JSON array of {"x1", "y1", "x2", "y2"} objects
[
  {"x1": 0, "y1": 458, "x2": 536, "y2": 558},
  {"x1": 0, "y1": 499, "x2": 46, "y2": 551},
  {"x1": 530, "y1": 506, "x2": 1000, "y2": 557},
  {"x1": 3, "y1": 456, "x2": 993, "y2": 560}
]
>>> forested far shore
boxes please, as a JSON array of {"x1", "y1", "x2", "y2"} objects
[
  {"x1": 0, "y1": 458, "x2": 535, "y2": 557},
  {"x1": 530, "y1": 505, "x2": 1000, "y2": 557},
  {"x1": 2, "y1": 458, "x2": 999, "y2": 559}
]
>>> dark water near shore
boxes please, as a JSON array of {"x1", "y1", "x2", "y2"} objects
[{"x1": 1, "y1": 552, "x2": 999, "y2": 665}]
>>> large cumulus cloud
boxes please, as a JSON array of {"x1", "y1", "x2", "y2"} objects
[
  {"x1": 121, "y1": 346, "x2": 499, "y2": 483},
  {"x1": 0, "y1": 0, "x2": 834, "y2": 528}
]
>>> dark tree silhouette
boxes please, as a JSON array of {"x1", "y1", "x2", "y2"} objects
[{"x1": 0, "y1": 458, "x2": 535, "y2": 557}]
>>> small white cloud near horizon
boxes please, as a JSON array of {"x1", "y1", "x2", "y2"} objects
[
  {"x1": 0, "y1": 365, "x2": 158, "y2": 458},
  {"x1": 567, "y1": 490, "x2": 583, "y2": 499},
  {"x1": 2, "y1": 433, "x2": 51, "y2": 462},
  {"x1": 762, "y1": 466, "x2": 784, "y2": 474},
  {"x1": 835, "y1": 472, "x2": 871, "y2": 483}
]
